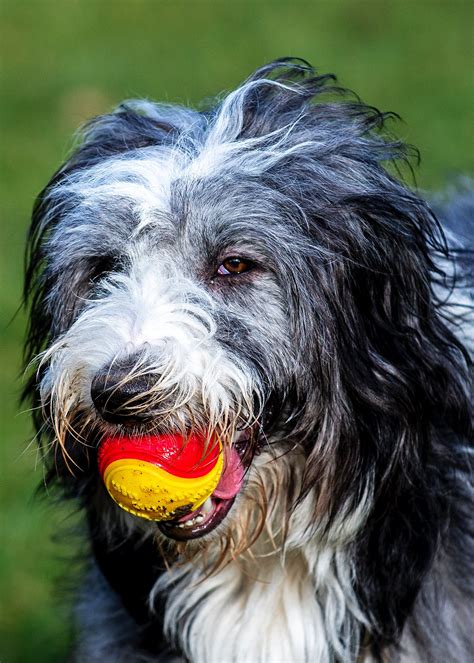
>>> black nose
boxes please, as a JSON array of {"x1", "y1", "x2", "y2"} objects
[{"x1": 91, "y1": 363, "x2": 157, "y2": 424}]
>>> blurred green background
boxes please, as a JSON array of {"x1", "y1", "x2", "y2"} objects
[{"x1": 1, "y1": 1, "x2": 472, "y2": 660}]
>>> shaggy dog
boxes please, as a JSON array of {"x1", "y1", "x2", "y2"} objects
[{"x1": 24, "y1": 59, "x2": 473, "y2": 662}]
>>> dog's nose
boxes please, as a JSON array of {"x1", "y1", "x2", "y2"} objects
[{"x1": 91, "y1": 365, "x2": 157, "y2": 424}]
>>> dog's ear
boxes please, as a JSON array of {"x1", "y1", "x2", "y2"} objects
[
  {"x1": 56, "y1": 100, "x2": 202, "y2": 173},
  {"x1": 22, "y1": 101, "x2": 201, "y2": 433},
  {"x1": 301, "y1": 188, "x2": 469, "y2": 487},
  {"x1": 235, "y1": 67, "x2": 471, "y2": 639},
  {"x1": 300, "y1": 188, "x2": 471, "y2": 650},
  {"x1": 24, "y1": 101, "x2": 199, "y2": 357}
]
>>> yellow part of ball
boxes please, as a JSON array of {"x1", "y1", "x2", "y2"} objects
[{"x1": 102, "y1": 453, "x2": 224, "y2": 521}]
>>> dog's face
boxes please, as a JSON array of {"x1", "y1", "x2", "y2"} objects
[
  {"x1": 26, "y1": 59, "x2": 460, "y2": 563},
  {"x1": 39, "y1": 157, "x2": 312, "y2": 543}
]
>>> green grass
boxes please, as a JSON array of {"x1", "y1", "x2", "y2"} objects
[{"x1": 1, "y1": 1, "x2": 472, "y2": 660}]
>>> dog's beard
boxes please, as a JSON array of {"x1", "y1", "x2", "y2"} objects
[
  {"x1": 39, "y1": 381, "x2": 266, "y2": 549},
  {"x1": 153, "y1": 447, "x2": 299, "y2": 572}
]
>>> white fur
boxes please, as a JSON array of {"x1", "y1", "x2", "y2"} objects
[
  {"x1": 150, "y1": 451, "x2": 372, "y2": 663},
  {"x1": 39, "y1": 254, "x2": 259, "y2": 439}
]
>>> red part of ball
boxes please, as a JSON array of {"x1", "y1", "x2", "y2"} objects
[{"x1": 98, "y1": 433, "x2": 221, "y2": 479}]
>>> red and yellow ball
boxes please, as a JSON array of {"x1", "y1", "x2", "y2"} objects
[{"x1": 98, "y1": 433, "x2": 223, "y2": 521}]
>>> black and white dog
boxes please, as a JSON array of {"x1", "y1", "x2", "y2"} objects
[{"x1": 24, "y1": 59, "x2": 473, "y2": 662}]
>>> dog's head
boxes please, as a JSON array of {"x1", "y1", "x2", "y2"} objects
[{"x1": 24, "y1": 59, "x2": 469, "y2": 586}]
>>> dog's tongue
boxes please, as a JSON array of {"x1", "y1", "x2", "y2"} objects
[
  {"x1": 213, "y1": 447, "x2": 245, "y2": 499},
  {"x1": 176, "y1": 446, "x2": 245, "y2": 523}
]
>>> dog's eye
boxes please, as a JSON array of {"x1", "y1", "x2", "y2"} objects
[
  {"x1": 217, "y1": 257, "x2": 254, "y2": 276},
  {"x1": 90, "y1": 256, "x2": 119, "y2": 282}
]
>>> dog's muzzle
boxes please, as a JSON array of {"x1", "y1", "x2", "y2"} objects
[{"x1": 90, "y1": 358, "x2": 253, "y2": 539}]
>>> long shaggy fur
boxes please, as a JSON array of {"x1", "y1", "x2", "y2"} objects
[{"x1": 24, "y1": 59, "x2": 473, "y2": 662}]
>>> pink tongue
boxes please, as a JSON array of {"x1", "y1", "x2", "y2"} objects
[
  {"x1": 177, "y1": 448, "x2": 246, "y2": 522},
  {"x1": 213, "y1": 448, "x2": 245, "y2": 499}
]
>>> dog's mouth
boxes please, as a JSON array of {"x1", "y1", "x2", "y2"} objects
[
  {"x1": 98, "y1": 428, "x2": 256, "y2": 541},
  {"x1": 159, "y1": 437, "x2": 251, "y2": 541}
]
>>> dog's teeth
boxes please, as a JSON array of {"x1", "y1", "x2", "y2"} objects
[
  {"x1": 195, "y1": 514, "x2": 204, "y2": 523},
  {"x1": 178, "y1": 517, "x2": 197, "y2": 528}
]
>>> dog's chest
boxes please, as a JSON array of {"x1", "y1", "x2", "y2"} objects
[{"x1": 153, "y1": 545, "x2": 359, "y2": 663}]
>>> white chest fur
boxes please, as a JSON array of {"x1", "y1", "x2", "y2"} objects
[{"x1": 151, "y1": 541, "x2": 366, "y2": 663}]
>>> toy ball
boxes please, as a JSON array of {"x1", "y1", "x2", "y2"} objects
[{"x1": 98, "y1": 433, "x2": 223, "y2": 521}]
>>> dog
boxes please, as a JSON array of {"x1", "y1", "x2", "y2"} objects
[{"x1": 24, "y1": 59, "x2": 473, "y2": 662}]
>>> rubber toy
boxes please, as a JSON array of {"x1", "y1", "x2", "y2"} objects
[{"x1": 98, "y1": 433, "x2": 223, "y2": 521}]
